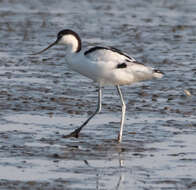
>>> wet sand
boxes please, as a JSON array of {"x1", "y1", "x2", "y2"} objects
[{"x1": 0, "y1": 0, "x2": 196, "y2": 189}]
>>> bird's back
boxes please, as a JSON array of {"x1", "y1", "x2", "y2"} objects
[{"x1": 67, "y1": 46, "x2": 163, "y2": 86}]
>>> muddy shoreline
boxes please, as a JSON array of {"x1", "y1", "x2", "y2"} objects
[{"x1": 0, "y1": 0, "x2": 196, "y2": 189}]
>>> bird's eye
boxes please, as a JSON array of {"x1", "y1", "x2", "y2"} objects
[{"x1": 57, "y1": 32, "x2": 64, "y2": 39}]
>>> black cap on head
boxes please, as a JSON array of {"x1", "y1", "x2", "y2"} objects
[
  {"x1": 57, "y1": 29, "x2": 81, "y2": 52},
  {"x1": 31, "y1": 29, "x2": 82, "y2": 55}
]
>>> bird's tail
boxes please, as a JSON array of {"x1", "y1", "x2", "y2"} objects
[{"x1": 153, "y1": 69, "x2": 164, "y2": 78}]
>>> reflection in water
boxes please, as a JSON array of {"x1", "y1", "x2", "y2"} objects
[
  {"x1": 84, "y1": 153, "x2": 125, "y2": 190},
  {"x1": 1, "y1": 112, "x2": 196, "y2": 189},
  {"x1": 116, "y1": 153, "x2": 124, "y2": 190},
  {"x1": 115, "y1": 175, "x2": 124, "y2": 190}
]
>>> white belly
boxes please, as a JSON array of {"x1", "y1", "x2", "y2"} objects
[{"x1": 66, "y1": 53, "x2": 154, "y2": 86}]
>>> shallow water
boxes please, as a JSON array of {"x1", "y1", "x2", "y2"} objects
[{"x1": 0, "y1": 0, "x2": 196, "y2": 189}]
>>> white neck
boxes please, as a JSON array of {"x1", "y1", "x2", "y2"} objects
[{"x1": 59, "y1": 35, "x2": 80, "y2": 53}]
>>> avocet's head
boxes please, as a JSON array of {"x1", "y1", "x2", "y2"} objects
[{"x1": 32, "y1": 29, "x2": 81, "y2": 55}]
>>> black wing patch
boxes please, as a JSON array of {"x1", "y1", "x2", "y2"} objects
[
  {"x1": 84, "y1": 46, "x2": 106, "y2": 55},
  {"x1": 84, "y1": 46, "x2": 134, "y2": 61},
  {"x1": 117, "y1": 63, "x2": 127, "y2": 69},
  {"x1": 109, "y1": 47, "x2": 134, "y2": 61}
]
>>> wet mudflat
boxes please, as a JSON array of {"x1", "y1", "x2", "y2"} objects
[{"x1": 0, "y1": 0, "x2": 196, "y2": 189}]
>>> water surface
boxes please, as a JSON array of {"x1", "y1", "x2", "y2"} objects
[{"x1": 0, "y1": 0, "x2": 196, "y2": 189}]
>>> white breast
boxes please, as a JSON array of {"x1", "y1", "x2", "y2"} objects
[{"x1": 66, "y1": 48, "x2": 156, "y2": 86}]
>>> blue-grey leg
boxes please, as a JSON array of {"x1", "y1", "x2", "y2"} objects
[
  {"x1": 116, "y1": 85, "x2": 126, "y2": 143},
  {"x1": 63, "y1": 86, "x2": 102, "y2": 138}
]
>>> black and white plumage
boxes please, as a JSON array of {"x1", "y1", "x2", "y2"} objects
[{"x1": 33, "y1": 29, "x2": 163, "y2": 142}]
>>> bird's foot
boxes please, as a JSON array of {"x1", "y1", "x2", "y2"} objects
[
  {"x1": 117, "y1": 134, "x2": 122, "y2": 143},
  {"x1": 62, "y1": 127, "x2": 82, "y2": 138}
]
